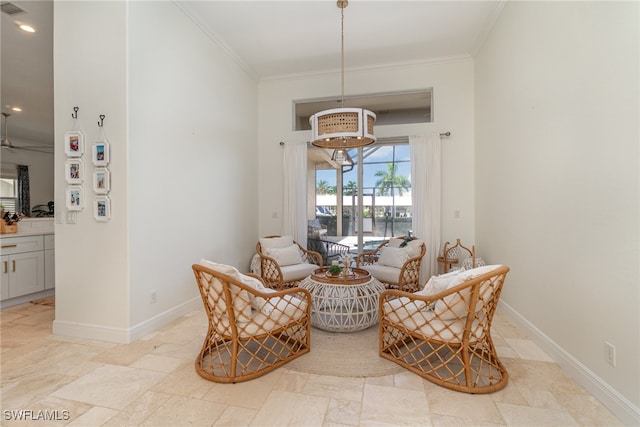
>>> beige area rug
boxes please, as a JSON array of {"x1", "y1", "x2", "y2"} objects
[
  {"x1": 285, "y1": 325, "x2": 403, "y2": 377},
  {"x1": 30, "y1": 296, "x2": 55, "y2": 306}
]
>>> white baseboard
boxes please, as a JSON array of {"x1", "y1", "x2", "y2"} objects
[
  {"x1": 499, "y1": 301, "x2": 640, "y2": 426},
  {"x1": 129, "y1": 297, "x2": 202, "y2": 342},
  {"x1": 53, "y1": 297, "x2": 202, "y2": 344}
]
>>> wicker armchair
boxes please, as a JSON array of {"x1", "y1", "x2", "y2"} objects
[
  {"x1": 193, "y1": 261, "x2": 311, "y2": 383},
  {"x1": 356, "y1": 236, "x2": 426, "y2": 293},
  {"x1": 379, "y1": 265, "x2": 509, "y2": 393},
  {"x1": 437, "y1": 238, "x2": 481, "y2": 273},
  {"x1": 256, "y1": 235, "x2": 322, "y2": 290}
]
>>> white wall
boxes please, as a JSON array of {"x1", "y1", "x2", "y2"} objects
[
  {"x1": 53, "y1": 1, "x2": 259, "y2": 341},
  {"x1": 475, "y1": 0, "x2": 639, "y2": 420},
  {"x1": 53, "y1": 1, "x2": 130, "y2": 338},
  {"x1": 128, "y1": 1, "x2": 259, "y2": 326},
  {"x1": 258, "y1": 58, "x2": 476, "y2": 250}
]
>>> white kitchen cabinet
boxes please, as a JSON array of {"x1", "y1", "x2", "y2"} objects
[
  {"x1": 0, "y1": 234, "x2": 48, "y2": 301},
  {"x1": 44, "y1": 234, "x2": 55, "y2": 290}
]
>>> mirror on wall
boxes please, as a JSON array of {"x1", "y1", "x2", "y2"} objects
[{"x1": 1, "y1": 0, "x2": 55, "y2": 214}]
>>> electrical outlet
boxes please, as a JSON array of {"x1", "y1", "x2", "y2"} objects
[
  {"x1": 605, "y1": 342, "x2": 616, "y2": 367},
  {"x1": 150, "y1": 290, "x2": 158, "y2": 304}
]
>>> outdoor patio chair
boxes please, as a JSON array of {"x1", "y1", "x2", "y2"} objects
[
  {"x1": 356, "y1": 236, "x2": 426, "y2": 293},
  {"x1": 307, "y1": 237, "x2": 351, "y2": 266},
  {"x1": 192, "y1": 260, "x2": 311, "y2": 383},
  {"x1": 256, "y1": 235, "x2": 322, "y2": 290},
  {"x1": 379, "y1": 265, "x2": 509, "y2": 393}
]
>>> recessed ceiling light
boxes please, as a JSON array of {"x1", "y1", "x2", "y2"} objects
[
  {"x1": 11, "y1": 107, "x2": 22, "y2": 112},
  {"x1": 18, "y1": 24, "x2": 36, "y2": 33}
]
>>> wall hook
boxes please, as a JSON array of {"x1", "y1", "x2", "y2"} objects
[
  {"x1": 72, "y1": 106, "x2": 79, "y2": 119},
  {"x1": 98, "y1": 114, "x2": 105, "y2": 127}
]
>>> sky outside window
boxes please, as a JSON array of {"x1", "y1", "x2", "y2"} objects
[{"x1": 316, "y1": 145, "x2": 411, "y2": 193}]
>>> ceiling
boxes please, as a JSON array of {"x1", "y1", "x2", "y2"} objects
[{"x1": 1, "y1": 0, "x2": 503, "y2": 150}]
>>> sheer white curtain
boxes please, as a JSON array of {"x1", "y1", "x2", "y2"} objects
[
  {"x1": 410, "y1": 134, "x2": 442, "y2": 281},
  {"x1": 282, "y1": 141, "x2": 308, "y2": 247}
]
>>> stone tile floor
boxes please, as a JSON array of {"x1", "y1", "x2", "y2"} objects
[{"x1": 1, "y1": 301, "x2": 623, "y2": 426}]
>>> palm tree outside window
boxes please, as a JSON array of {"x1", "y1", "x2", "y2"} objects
[{"x1": 313, "y1": 141, "x2": 412, "y2": 250}]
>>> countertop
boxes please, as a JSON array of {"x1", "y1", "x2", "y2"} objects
[{"x1": 0, "y1": 218, "x2": 54, "y2": 238}]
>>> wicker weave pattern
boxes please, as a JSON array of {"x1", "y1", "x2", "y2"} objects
[
  {"x1": 356, "y1": 237, "x2": 426, "y2": 293},
  {"x1": 317, "y1": 111, "x2": 360, "y2": 135},
  {"x1": 193, "y1": 264, "x2": 311, "y2": 383},
  {"x1": 256, "y1": 236, "x2": 322, "y2": 290},
  {"x1": 366, "y1": 115, "x2": 374, "y2": 134},
  {"x1": 379, "y1": 266, "x2": 509, "y2": 393},
  {"x1": 437, "y1": 238, "x2": 476, "y2": 274},
  {"x1": 299, "y1": 272, "x2": 386, "y2": 333}
]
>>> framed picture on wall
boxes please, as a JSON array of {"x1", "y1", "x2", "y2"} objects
[
  {"x1": 65, "y1": 159, "x2": 84, "y2": 184},
  {"x1": 94, "y1": 196, "x2": 111, "y2": 222},
  {"x1": 66, "y1": 186, "x2": 84, "y2": 211},
  {"x1": 64, "y1": 131, "x2": 84, "y2": 157},
  {"x1": 93, "y1": 168, "x2": 110, "y2": 194},
  {"x1": 92, "y1": 141, "x2": 110, "y2": 166}
]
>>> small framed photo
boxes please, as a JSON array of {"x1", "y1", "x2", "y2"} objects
[
  {"x1": 66, "y1": 186, "x2": 84, "y2": 211},
  {"x1": 93, "y1": 168, "x2": 110, "y2": 194},
  {"x1": 94, "y1": 196, "x2": 111, "y2": 222},
  {"x1": 65, "y1": 159, "x2": 84, "y2": 184},
  {"x1": 65, "y1": 131, "x2": 84, "y2": 157},
  {"x1": 92, "y1": 141, "x2": 110, "y2": 166}
]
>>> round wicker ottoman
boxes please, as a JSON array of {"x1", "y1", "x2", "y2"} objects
[{"x1": 299, "y1": 267, "x2": 386, "y2": 333}]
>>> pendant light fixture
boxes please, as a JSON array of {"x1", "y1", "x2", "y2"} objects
[
  {"x1": 310, "y1": 0, "x2": 376, "y2": 149},
  {"x1": 331, "y1": 148, "x2": 353, "y2": 166}
]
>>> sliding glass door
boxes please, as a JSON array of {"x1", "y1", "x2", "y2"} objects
[{"x1": 311, "y1": 140, "x2": 412, "y2": 253}]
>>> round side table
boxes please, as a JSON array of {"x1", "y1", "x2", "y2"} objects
[{"x1": 299, "y1": 267, "x2": 386, "y2": 333}]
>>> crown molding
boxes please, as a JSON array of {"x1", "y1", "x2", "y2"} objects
[
  {"x1": 260, "y1": 54, "x2": 474, "y2": 83},
  {"x1": 173, "y1": 1, "x2": 259, "y2": 82},
  {"x1": 470, "y1": 0, "x2": 507, "y2": 56}
]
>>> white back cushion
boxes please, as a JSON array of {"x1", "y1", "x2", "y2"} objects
[
  {"x1": 199, "y1": 259, "x2": 253, "y2": 322},
  {"x1": 377, "y1": 246, "x2": 410, "y2": 268},
  {"x1": 265, "y1": 244, "x2": 302, "y2": 266},
  {"x1": 433, "y1": 265, "x2": 502, "y2": 320},
  {"x1": 259, "y1": 235, "x2": 294, "y2": 250},
  {"x1": 419, "y1": 268, "x2": 466, "y2": 296}
]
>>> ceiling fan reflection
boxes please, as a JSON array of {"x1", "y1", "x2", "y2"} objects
[{"x1": 1, "y1": 112, "x2": 53, "y2": 154}]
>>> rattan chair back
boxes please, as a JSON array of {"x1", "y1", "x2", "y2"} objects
[
  {"x1": 256, "y1": 235, "x2": 322, "y2": 290},
  {"x1": 356, "y1": 236, "x2": 426, "y2": 293},
  {"x1": 439, "y1": 238, "x2": 476, "y2": 273}
]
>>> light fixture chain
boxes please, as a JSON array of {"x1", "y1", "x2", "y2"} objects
[{"x1": 341, "y1": 4, "x2": 345, "y2": 108}]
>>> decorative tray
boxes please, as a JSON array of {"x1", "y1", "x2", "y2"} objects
[{"x1": 311, "y1": 267, "x2": 371, "y2": 285}]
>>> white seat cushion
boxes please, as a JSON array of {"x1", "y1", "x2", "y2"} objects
[
  {"x1": 280, "y1": 262, "x2": 317, "y2": 282},
  {"x1": 217, "y1": 294, "x2": 308, "y2": 338},
  {"x1": 361, "y1": 264, "x2": 401, "y2": 283},
  {"x1": 383, "y1": 306, "x2": 482, "y2": 343}
]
